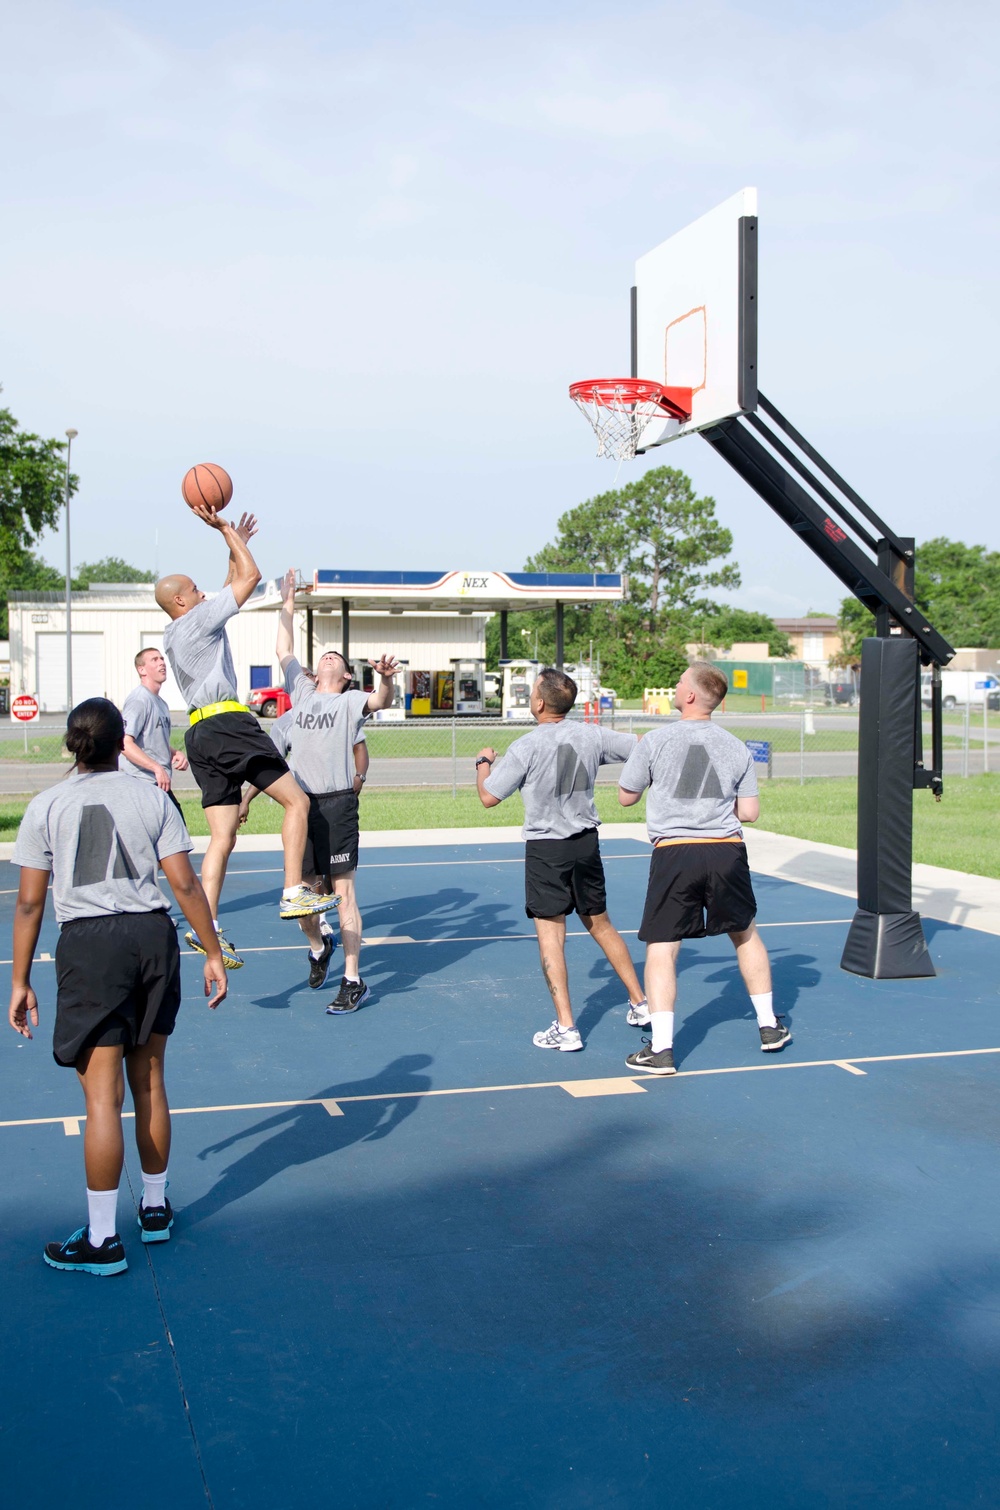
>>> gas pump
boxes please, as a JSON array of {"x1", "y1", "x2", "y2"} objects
[
  {"x1": 373, "y1": 660, "x2": 408, "y2": 722},
  {"x1": 450, "y1": 658, "x2": 485, "y2": 715},
  {"x1": 500, "y1": 659, "x2": 540, "y2": 721}
]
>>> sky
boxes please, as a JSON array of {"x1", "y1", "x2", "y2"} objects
[{"x1": 2, "y1": 0, "x2": 997, "y2": 616}]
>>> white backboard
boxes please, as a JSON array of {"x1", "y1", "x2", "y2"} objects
[{"x1": 634, "y1": 187, "x2": 758, "y2": 451}]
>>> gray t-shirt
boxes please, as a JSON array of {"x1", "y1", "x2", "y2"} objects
[
  {"x1": 619, "y1": 720, "x2": 758, "y2": 842},
  {"x1": 284, "y1": 659, "x2": 371, "y2": 794},
  {"x1": 268, "y1": 709, "x2": 295, "y2": 761},
  {"x1": 120, "y1": 685, "x2": 173, "y2": 782},
  {"x1": 12, "y1": 770, "x2": 192, "y2": 925},
  {"x1": 484, "y1": 720, "x2": 636, "y2": 840},
  {"x1": 162, "y1": 585, "x2": 239, "y2": 711}
]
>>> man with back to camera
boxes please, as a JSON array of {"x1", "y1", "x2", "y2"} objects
[
  {"x1": 157, "y1": 508, "x2": 337, "y2": 970},
  {"x1": 617, "y1": 661, "x2": 791, "y2": 1076},
  {"x1": 275, "y1": 570, "x2": 399, "y2": 1013},
  {"x1": 238, "y1": 665, "x2": 369, "y2": 990},
  {"x1": 475, "y1": 666, "x2": 648, "y2": 1051},
  {"x1": 120, "y1": 648, "x2": 189, "y2": 815}
]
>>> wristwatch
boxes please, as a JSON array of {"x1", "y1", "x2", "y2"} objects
[
  {"x1": 356, "y1": 772, "x2": 367, "y2": 783},
  {"x1": 475, "y1": 756, "x2": 494, "y2": 769}
]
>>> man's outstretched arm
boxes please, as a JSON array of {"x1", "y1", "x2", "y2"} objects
[
  {"x1": 276, "y1": 569, "x2": 296, "y2": 672},
  {"x1": 192, "y1": 506, "x2": 261, "y2": 606}
]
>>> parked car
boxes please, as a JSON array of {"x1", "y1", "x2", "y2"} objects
[{"x1": 248, "y1": 686, "x2": 291, "y2": 718}]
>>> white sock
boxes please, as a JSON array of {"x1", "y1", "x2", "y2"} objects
[
  {"x1": 320, "y1": 919, "x2": 334, "y2": 937},
  {"x1": 282, "y1": 886, "x2": 301, "y2": 900},
  {"x1": 650, "y1": 1011, "x2": 675, "y2": 1053},
  {"x1": 558, "y1": 1021, "x2": 577, "y2": 1034},
  {"x1": 345, "y1": 975, "x2": 360, "y2": 985},
  {"x1": 213, "y1": 919, "x2": 221, "y2": 932},
  {"x1": 749, "y1": 991, "x2": 777, "y2": 1029},
  {"x1": 309, "y1": 946, "x2": 325, "y2": 960},
  {"x1": 141, "y1": 1169, "x2": 168, "y2": 1211},
  {"x1": 87, "y1": 1187, "x2": 119, "y2": 1246}
]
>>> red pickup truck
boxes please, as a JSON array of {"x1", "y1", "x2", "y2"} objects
[{"x1": 247, "y1": 686, "x2": 291, "y2": 718}]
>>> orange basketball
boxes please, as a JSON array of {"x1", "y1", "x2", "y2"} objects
[{"x1": 181, "y1": 462, "x2": 233, "y2": 512}]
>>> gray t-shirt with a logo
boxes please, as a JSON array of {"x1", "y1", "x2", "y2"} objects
[
  {"x1": 120, "y1": 685, "x2": 173, "y2": 781},
  {"x1": 284, "y1": 659, "x2": 371, "y2": 794},
  {"x1": 484, "y1": 720, "x2": 637, "y2": 840},
  {"x1": 162, "y1": 585, "x2": 239, "y2": 711},
  {"x1": 619, "y1": 720, "x2": 758, "y2": 842},
  {"x1": 12, "y1": 770, "x2": 192, "y2": 924}
]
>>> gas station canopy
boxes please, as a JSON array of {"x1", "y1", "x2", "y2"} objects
[{"x1": 298, "y1": 569, "x2": 626, "y2": 613}]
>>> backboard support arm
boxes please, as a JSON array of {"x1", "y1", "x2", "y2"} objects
[{"x1": 699, "y1": 401, "x2": 954, "y2": 980}]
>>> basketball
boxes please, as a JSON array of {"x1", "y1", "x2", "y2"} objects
[{"x1": 181, "y1": 462, "x2": 233, "y2": 512}]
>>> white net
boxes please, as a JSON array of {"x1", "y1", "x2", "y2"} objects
[{"x1": 569, "y1": 380, "x2": 677, "y2": 461}]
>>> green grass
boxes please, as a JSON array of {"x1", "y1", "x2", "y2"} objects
[{"x1": 4, "y1": 775, "x2": 999, "y2": 877}]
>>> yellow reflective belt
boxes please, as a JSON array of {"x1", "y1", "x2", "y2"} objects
[{"x1": 188, "y1": 700, "x2": 250, "y2": 726}]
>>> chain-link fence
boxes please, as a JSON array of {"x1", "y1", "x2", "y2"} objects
[
  {"x1": 1, "y1": 707, "x2": 995, "y2": 794},
  {"x1": 350, "y1": 708, "x2": 998, "y2": 789}
]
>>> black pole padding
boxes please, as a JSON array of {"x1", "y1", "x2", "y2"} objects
[
  {"x1": 342, "y1": 598, "x2": 350, "y2": 663},
  {"x1": 841, "y1": 636, "x2": 934, "y2": 979},
  {"x1": 499, "y1": 609, "x2": 508, "y2": 661},
  {"x1": 306, "y1": 606, "x2": 314, "y2": 668},
  {"x1": 555, "y1": 602, "x2": 564, "y2": 669}
]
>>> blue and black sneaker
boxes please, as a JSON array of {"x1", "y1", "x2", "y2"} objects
[
  {"x1": 138, "y1": 1197, "x2": 174, "y2": 1244},
  {"x1": 326, "y1": 977, "x2": 371, "y2": 1015},
  {"x1": 44, "y1": 1226, "x2": 127, "y2": 1276}
]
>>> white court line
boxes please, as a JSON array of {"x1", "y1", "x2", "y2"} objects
[
  {"x1": 0, "y1": 917, "x2": 854, "y2": 967},
  {"x1": 216, "y1": 854, "x2": 652, "y2": 876},
  {"x1": 3, "y1": 1045, "x2": 998, "y2": 1135}
]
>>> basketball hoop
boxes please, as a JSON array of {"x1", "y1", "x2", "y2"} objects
[{"x1": 569, "y1": 379, "x2": 693, "y2": 461}]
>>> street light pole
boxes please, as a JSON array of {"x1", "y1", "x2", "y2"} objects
[{"x1": 64, "y1": 429, "x2": 77, "y2": 712}]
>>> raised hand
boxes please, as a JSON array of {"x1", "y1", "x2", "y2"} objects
[
  {"x1": 281, "y1": 567, "x2": 296, "y2": 605},
  {"x1": 477, "y1": 746, "x2": 498, "y2": 764},
  {"x1": 190, "y1": 502, "x2": 228, "y2": 531},
  {"x1": 234, "y1": 512, "x2": 259, "y2": 545},
  {"x1": 370, "y1": 655, "x2": 400, "y2": 679}
]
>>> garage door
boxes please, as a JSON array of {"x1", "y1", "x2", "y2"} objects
[
  {"x1": 141, "y1": 633, "x2": 185, "y2": 711},
  {"x1": 36, "y1": 633, "x2": 105, "y2": 713}
]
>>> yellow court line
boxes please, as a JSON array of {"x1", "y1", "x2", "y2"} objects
[{"x1": 4, "y1": 1046, "x2": 998, "y2": 1136}]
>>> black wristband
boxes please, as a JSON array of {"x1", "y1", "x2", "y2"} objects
[{"x1": 475, "y1": 756, "x2": 493, "y2": 769}]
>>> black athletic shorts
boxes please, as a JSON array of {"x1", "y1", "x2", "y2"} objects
[
  {"x1": 639, "y1": 840, "x2": 757, "y2": 943},
  {"x1": 185, "y1": 710, "x2": 289, "y2": 808},
  {"x1": 303, "y1": 790, "x2": 359, "y2": 880},
  {"x1": 53, "y1": 910, "x2": 181, "y2": 1068},
  {"x1": 524, "y1": 828, "x2": 607, "y2": 919}
]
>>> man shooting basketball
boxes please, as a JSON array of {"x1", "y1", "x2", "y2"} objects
[{"x1": 157, "y1": 509, "x2": 336, "y2": 970}]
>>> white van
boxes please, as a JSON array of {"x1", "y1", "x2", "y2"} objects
[{"x1": 921, "y1": 669, "x2": 999, "y2": 709}]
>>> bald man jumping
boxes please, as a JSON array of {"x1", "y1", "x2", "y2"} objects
[{"x1": 157, "y1": 507, "x2": 336, "y2": 970}]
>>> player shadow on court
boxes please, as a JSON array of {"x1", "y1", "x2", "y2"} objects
[
  {"x1": 181, "y1": 1055, "x2": 434, "y2": 1228},
  {"x1": 252, "y1": 887, "x2": 527, "y2": 1010},
  {"x1": 671, "y1": 947, "x2": 820, "y2": 1066}
]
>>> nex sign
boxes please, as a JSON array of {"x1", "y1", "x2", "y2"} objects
[{"x1": 460, "y1": 575, "x2": 491, "y2": 592}]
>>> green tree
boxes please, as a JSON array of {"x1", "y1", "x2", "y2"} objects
[
  {"x1": 831, "y1": 596, "x2": 874, "y2": 668},
  {"x1": 693, "y1": 607, "x2": 793, "y2": 659},
  {"x1": 914, "y1": 537, "x2": 1000, "y2": 647},
  {"x1": 523, "y1": 467, "x2": 739, "y2": 696},
  {"x1": 0, "y1": 394, "x2": 78, "y2": 638},
  {"x1": 75, "y1": 556, "x2": 156, "y2": 586}
]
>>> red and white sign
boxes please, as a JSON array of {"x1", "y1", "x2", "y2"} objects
[{"x1": 11, "y1": 694, "x2": 40, "y2": 724}]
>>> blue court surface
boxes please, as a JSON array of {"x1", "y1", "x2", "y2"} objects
[{"x1": 3, "y1": 837, "x2": 1000, "y2": 1509}]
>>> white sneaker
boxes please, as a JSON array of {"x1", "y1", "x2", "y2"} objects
[
  {"x1": 626, "y1": 1001, "x2": 651, "y2": 1027},
  {"x1": 532, "y1": 1021, "x2": 583, "y2": 1052}
]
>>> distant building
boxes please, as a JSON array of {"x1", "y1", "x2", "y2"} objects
[{"x1": 772, "y1": 617, "x2": 842, "y2": 673}]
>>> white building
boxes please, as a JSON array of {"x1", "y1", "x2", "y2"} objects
[{"x1": 8, "y1": 569, "x2": 625, "y2": 712}]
